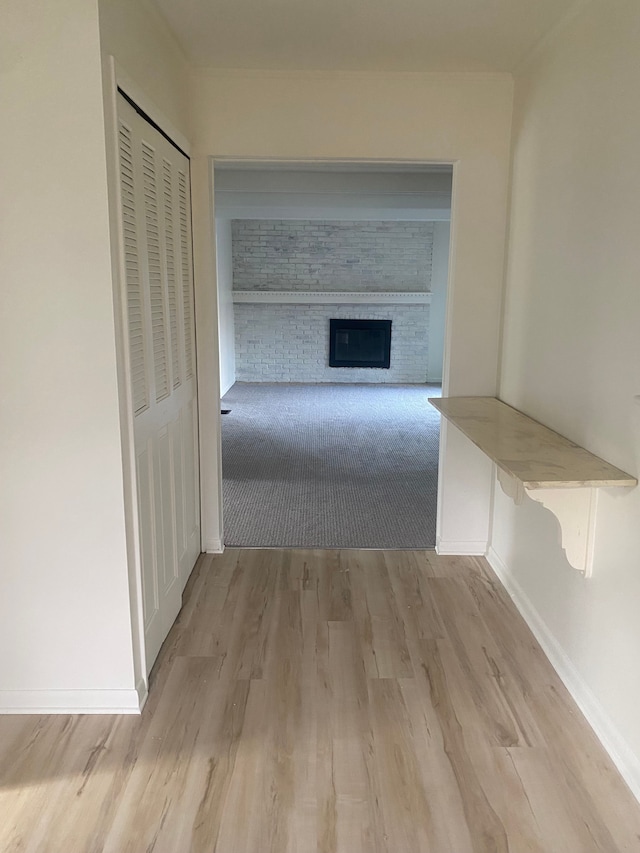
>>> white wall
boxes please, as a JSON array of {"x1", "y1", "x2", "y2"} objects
[
  {"x1": 427, "y1": 221, "x2": 450, "y2": 383},
  {"x1": 216, "y1": 219, "x2": 236, "y2": 395},
  {"x1": 0, "y1": 0, "x2": 194, "y2": 712},
  {"x1": 0, "y1": 0, "x2": 138, "y2": 711},
  {"x1": 191, "y1": 70, "x2": 514, "y2": 554},
  {"x1": 98, "y1": 0, "x2": 191, "y2": 138},
  {"x1": 491, "y1": 0, "x2": 640, "y2": 796}
]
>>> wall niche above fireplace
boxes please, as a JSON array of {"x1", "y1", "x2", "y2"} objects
[{"x1": 329, "y1": 319, "x2": 392, "y2": 369}]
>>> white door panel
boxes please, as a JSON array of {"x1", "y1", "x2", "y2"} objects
[
  {"x1": 117, "y1": 94, "x2": 200, "y2": 675},
  {"x1": 136, "y1": 442, "x2": 164, "y2": 666},
  {"x1": 156, "y1": 426, "x2": 181, "y2": 636}
]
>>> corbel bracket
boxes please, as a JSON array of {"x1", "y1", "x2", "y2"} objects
[{"x1": 497, "y1": 469, "x2": 598, "y2": 576}]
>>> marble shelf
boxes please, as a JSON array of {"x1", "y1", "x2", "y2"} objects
[
  {"x1": 429, "y1": 396, "x2": 637, "y2": 575},
  {"x1": 429, "y1": 396, "x2": 637, "y2": 489}
]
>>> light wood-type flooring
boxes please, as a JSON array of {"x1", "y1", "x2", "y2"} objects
[{"x1": 2, "y1": 549, "x2": 640, "y2": 852}]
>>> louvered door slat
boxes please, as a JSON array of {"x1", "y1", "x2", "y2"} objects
[
  {"x1": 142, "y1": 142, "x2": 170, "y2": 402},
  {"x1": 178, "y1": 170, "x2": 194, "y2": 380},
  {"x1": 118, "y1": 122, "x2": 148, "y2": 415},
  {"x1": 163, "y1": 160, "x2": 181, "y2": 388}
]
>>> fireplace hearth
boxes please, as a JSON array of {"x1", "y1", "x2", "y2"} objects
[{"x1": 329, "y1": 318, "x2": 392, "y2": 369}]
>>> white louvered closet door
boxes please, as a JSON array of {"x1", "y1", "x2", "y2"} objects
[{"x1": 117, "y1": 94, "x2": 200, "y2": 673}]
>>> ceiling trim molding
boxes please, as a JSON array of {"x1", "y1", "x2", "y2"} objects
[{"x1": 192, "y1": 67, "x2": 515, "y2": 81}]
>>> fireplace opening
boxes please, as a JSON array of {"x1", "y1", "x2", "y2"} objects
[{"x1": 329, "y1": 318, "x2": 392, "y2": 368}]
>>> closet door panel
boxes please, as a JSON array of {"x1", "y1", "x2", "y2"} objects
[{"x1": 117, "y1": 94, "x2": 200, "y2": 675}]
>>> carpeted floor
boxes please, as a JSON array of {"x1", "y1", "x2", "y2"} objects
[{"x1": 220, "y1": 383, "x2": 441, "y2": 549}]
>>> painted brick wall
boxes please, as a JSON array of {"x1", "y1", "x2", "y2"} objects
[
  {"x1": 234, "y1": 303, "x2": 429, "y2": 383},
  {"x1": 232, "y1": 220, "x2": 433, "y2": 292}
]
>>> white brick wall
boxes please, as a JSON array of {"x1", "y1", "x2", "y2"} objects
[
  {"x1": 232, "y1": 220, "x2": 433, "y2": 292},
  {"x1": 234, "y1": 304, "x2": 429, "y2": 383}
]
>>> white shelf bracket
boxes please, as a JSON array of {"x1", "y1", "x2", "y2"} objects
[
  {"x1": 497, "y1": 470, "x2": 598, "y2": 576},
  {"x1": 497, "y1": 469, "x2": 526, "y2": 506}
]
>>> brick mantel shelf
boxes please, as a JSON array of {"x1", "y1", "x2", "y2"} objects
[{"x1": 232, "y1": 291, "x2": 432, "y2": 304}]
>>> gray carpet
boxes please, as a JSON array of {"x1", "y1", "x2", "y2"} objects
[{"x1": 220, "y1": 383, "x2": 441, "y2": 549}]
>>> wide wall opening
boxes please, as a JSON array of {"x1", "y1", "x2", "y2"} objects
[{"x1": 214, "y1": 164, "x2": 452, "y2": 549}]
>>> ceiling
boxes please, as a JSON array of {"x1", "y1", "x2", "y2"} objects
[{"x1": 153, "y1": 0, "x2": 577, "y2": 73}]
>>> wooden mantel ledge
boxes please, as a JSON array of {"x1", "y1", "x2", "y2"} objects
[
  {"x1": 429, "y1": 397, "x2": 637, "y2": 575},
  {"x1": 429, "y1": 396, "x2": 637, "y2": 489}
]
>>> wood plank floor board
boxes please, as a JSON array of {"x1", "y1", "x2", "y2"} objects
[
  {"x1": 0, "y1": 713, "x2": 147, "y2": 853},
  {"x1": 294, "y1": 549, "x2": 352, "y2": 621},
  {"x1": 317, "y1": 619, "x2": 385, "y2": 853},
  {"x1": 367, "y1": 676, "x2": 442, "y2": 852},
  {"x1": 414, "y1": 638, "x2": 512, "y2": 853},
  {"x1": 2, "y1": 548, "x2": 640, "y2": 852},
  {"x1": 429, "y1": 580, "x2": 544, "y2": 749},
  {"x1": 383, "y1": 549, "x2": 447, "y2": 641},
  {"x1": 220, "y1": 549, "x2": 282, "y2": 680},
  {"x1": 496, "y1": 745, "x2": 618, "y2": 853},
  {"x1": 525, "y1": 683, "x2": 640, "y2": 852},
  {"x1": 208, "y1": 678, "x2": 269, "y2": 853},
  {"x1": 168, "y1": 551, "x2": 243, "y2": 660},
  {"x1": 395, "y1": 677, "x2": 476, "y2": 852},
  {"x1": 102, "y1": 659, "x2": 250, "y2": 853},
  {"x1": 464, "y1": 569, "x2": 563, "y2": 694},
  {"x1": 423, "y1": 551, "x2": 485, "y2": 579},
  {"x1": 346, "y1": 550, "x2": 414, "y2": 679}
]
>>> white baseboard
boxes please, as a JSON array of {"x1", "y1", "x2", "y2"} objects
[
  {"x1": 204, "y1": 538, "x2": 224, "y2": 554},
  {"x1": 0, "y1": 686, "x2": 145, "y2": 715},
  {"x1": 136, "y1": 678, "x2": 148, "y2": 712},
  {"x1": 486, "y1": 545, "x2": 640, "y2": 804},
  {"x1": 436, "y1": 537, "x2": 487, "y2": 556}
]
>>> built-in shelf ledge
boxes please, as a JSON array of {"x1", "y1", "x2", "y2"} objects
[
  {"x1": 429, "y1": 396, "x2": 637, "y2": 576},
  {"x1": 232, "y1": 290, "x2": 432, "y2": 305}
]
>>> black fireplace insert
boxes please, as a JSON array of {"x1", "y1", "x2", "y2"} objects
[{"x1": 329, "y1": 318, "x2": 392, "y2": 368}]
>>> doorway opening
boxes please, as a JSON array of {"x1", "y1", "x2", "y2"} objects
[{"x1": 214, "y1": 163, "x2": 452, "y2": 549}]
